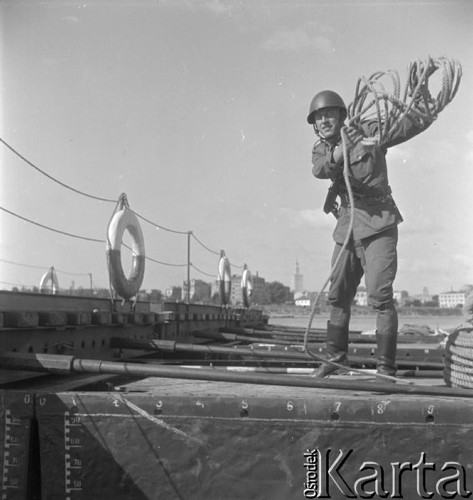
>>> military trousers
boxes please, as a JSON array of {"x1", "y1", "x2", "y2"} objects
[{"x1": 327, "y1": 225, "x2": 398, "y2": 338}]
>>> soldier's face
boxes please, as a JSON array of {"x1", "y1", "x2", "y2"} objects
[{"x1": 314, "y1": 107, "x2": 342, "y2": 139}]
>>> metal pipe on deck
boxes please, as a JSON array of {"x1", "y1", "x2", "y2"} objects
[
  {"x1": 0, "y1": 352, "x2": 467, "y2": 397},
  {"x1": 112, "y1": 338, "x2": 445, "y2": 369},
  {"x1": 114, "y1": 338, "x2": 314, "y2": 361},
  {"x1": 194, "y1": 330, "x2": 301, "y2": 345},
  {"x1": 218, "y1": 328, "x2": 443, "y2": 345},
  {"x1": 168, "y1": 365, "x2": 445, "y2": 378}
]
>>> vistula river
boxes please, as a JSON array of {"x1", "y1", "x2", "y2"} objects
[{"x1": 269, "y1": 313, "x2": 465, "y2": 333}]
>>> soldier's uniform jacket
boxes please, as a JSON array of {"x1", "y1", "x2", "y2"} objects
[{"x1": 312, "y1": 115, "x2": 431, "y2": 244}]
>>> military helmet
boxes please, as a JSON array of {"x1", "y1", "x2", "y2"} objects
[{"x1": 307, "y1": 90, "x2": 347, "y2": 124}]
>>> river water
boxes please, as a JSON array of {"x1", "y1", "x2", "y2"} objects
[{"x1": 268, "y1": 314, "x2": 465, "y2": 333}]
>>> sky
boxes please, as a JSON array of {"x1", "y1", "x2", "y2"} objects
[{"x1": 0, "y1": 0, "x2": 472, "y2": 297}]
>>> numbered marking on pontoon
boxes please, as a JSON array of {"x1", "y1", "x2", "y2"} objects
[
  {"x1": 2, "y1": 410, "x2": 24, "y2": 499},
  {"x1": 64, "y1": 411, "x2": 84, "y2": 499}
]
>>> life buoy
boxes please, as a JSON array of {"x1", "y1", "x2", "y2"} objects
[
  {"x1": 217, "y1": 254, "x2": 232, "y2": 305},
  {"x1": 241, "y1": 266, "x2": 253, "y2": 308},
  {"x1": 39, "y1": 266, "x2": 59, "y2": 294},
  {"x1": 106, "y1": 208, "x2": 145, "y2": 300}
]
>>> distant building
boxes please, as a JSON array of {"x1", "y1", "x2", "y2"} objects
[
  {"x1": 215, "y1": 270, "x2": 266, "y2": 305},
  {"x1": 295, "y1": 291, "x2": 328, "y2": 308},
  {"x1": 295, "y1": 295, "x2": 311, "y2": 307},
  {"x1": 292, "y1": 260, "x2": 304, "y2": 297},
  {"x1": 182, "y1": 279, "x2": 211, "y2": 302},
  {"x1": 164, "y1": 286, "x2": 182, "y2": 302},
  {"x1": 411, "y1": 286, "x2": 434, "y2": 304},
  {"x1": 356, "y1": 287, "x2": 407, "y2": 307},
  {"x1": 439, "y1": 291, "x2": 466, "y2": 309},
  {"x1": 355, "y1": 287, "x2": 368, "y2": 306},
  {"x1": 230, "y1": 274, "x2": 242, "y2": 305},
  {"x1": 251, "y1": 271, "x2": 266, "y2": 304}
]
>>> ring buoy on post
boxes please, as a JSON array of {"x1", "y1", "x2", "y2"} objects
[
  {"x1": 106, "y1": 206, "x2": 145, "y2": 300},
  {"x1": 39, "y1": 266, "x2": 59, "y2": 294},
  {"x1": 217, "y1": 250, "x2": 232, "y2": 306},
  {"x1": 241, "y1": 264, "x2": 253, "y2": 308}
]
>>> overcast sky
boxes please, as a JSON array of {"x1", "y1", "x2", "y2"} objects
[{"x1": 0, "y1": 0, "x2": 472, "y2": 296}]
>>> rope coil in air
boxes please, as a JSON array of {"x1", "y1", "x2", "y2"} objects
[{"x1": 303, "y1": 56, "x2": 462, "y2": 385}]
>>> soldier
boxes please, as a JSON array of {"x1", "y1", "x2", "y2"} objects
[{"x1": 307, "y1": 86, "x2": 433, "y2": 379}]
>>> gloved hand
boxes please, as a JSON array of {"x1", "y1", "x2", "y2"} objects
[
  {"x1": 344, "y1": 126, "x2": 363, "y2": 145},
  {"x1": 332, "y1": 126, "x2": 363, "y2": 163}
]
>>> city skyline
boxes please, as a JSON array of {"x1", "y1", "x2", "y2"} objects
[
  {"x1": 1, "y1": 1, "x2": 472, "y2": 297},
  {"x1": 2, "y1": 255, "x2": 471, "y2": 299}
]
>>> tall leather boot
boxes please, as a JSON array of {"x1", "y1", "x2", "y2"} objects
[
  {"x1": 375, "y1": 305, "x2": 398, "y2": 378},
  {"x1": 313, "y1": 322, "x2": 349, "y2": 378},
  {"x1": 376, "y1": 332, "x2": 397, "y2": 377}
]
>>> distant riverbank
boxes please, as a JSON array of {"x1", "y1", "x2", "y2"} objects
[
  {"x1": 269, "y1": 314, "x2": 465, "y2": 332},
  {"x1": 266, "y1": 305, "x2": 465, "y2": 332}
]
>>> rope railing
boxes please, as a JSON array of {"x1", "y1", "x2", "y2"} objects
[
  {"x1": 0, "y1": 145, "x2": 250, "y2": 287},
  {"x1": 0, "y1": 257, "x2": 92, "y2": 278},
  {"x1": 0, "y1": 205, "x2": 176, "y2": 275},
  {"x1": 0, "y1": 138, "x2": 117, "y2": 203},
  {"x1": 0, "y1": 136, "x2": 226, "y2": 255},
  {"x1": 0, "y1": 257, "x2": 50, "y2": 272},
  {"x1": 191, "y1": 263, "x2": 216, "y2": 278},
  {"x1": 0, "y1": 279, "x2": 38, "y2": 289},
  {"x1": 191, "y1": 233, "x2": 220, "y2": 256},
  {"x1": 0, "y1": 205, "x2": 105, "y2": 243},
  {"x1": 132, "y1": 210, "x2": 188, "y2": 236},
  {"x1": 0, "y1": 205, "x2": 192, "y2": 269}
]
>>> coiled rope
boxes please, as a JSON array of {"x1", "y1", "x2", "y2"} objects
[
  {"x1": 349, "y1": 56, "x2": 462, "y2": 144},
  {"x1": 303, "y1": 56, "x2": 462, "y2": 385},
  {"x1": 444, "y1": 294, "x2": 473, "y2": 388}
]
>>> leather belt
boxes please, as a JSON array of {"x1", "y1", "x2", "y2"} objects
[{"x1": 339, "y1": 193, "x2": 392, "y2": 206}]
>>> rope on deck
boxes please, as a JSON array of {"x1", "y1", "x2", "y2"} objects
[{"x1": 444, "y1": 294, "x2": 473, "y2": 389}]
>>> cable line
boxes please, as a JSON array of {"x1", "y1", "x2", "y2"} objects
[
  {"x1": 191, "y1": 263, "x2": 216, "y2": 278},
  {"x1": 191, "y1": 233, "x2": 220, "y2": 256},
  {"x1": 0, "y1": 206, "x2": 105, "y2": 243},
  {"x1": 0, "y1": 257, "x2": 93, "y2": 277},
  {"x1": 54, "y1": 268, "x2": 91, "y2": 277},
  {"x1": 118, "y1": 241, "x2": 187, "y2": 267},
  {"x1": 0, "y1": 280, "x2": 33, "y2": 288},
  {"x1": 132, "y1": 210, "x2": 188, "y2": 235},
  {"x1": 145, "y1": 255, "x2": 188, "y2": 267},
  {"x1": 0, "y1": 138, "x2": 117, "y2": 203},
  {"x1": 0, "y1": 258, "x2": 49, "y2": 271},
  {"x1": 1, "y1": 206, "x2": 195, "y2": 269},
  {"x1": 191, "y1": 234, "x2": 245, "y2": 270},
  {"x1": 1, "y1": 138, "x2": 251, "y2": 274}
]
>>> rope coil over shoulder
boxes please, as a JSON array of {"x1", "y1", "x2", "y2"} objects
[
  {"x1": 106, "y1": 194, "x2": 146, "y2": 300},
  {"x1": 217, "y1": 250, "x2": 232, "y2": 306}
]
